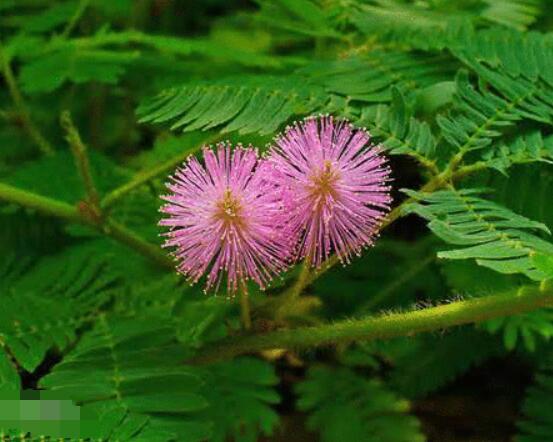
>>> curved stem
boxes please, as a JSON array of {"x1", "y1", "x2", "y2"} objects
[
  {"x1": 0, "y1": 44, "x2": 55, "y2": 156},
  {"x1": 61, "y1": 111, "x2": 100, "y2": 207},
  {"x1": 102, "y1": 218, "x2": 172, "y2": 269},
  {"x1": 191, "y1": 281, "x2": 553, "y2": 364},
  {"x1": 101, "y1": 133, "x2": 221, "y2": 210},
  {"x1": 281, "y1": 261, "x2": 312, "y2": 302}
]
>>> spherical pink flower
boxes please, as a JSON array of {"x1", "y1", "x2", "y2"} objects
[
  {"x1": 160, "y1": 143, "x2": 291, "y2": 294},
  {"x1": 267, "y1": 116, "x2": 392, "y2": 267}
]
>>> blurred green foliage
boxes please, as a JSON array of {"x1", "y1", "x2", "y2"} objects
[{"x1": 2, "y1": 0, "x2": 553, "y2": 441}]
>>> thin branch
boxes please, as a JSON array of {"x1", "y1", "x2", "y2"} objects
[
  {"x1": 61, "y1": 111, "x2": 100, "y2": 207},
  {"x1": 190, "y1": 280, "x2": 553, "y2": 364},
  {"x1": 60, "y1": 0, "x2": 91, "y2": 39},
  {"x1": 0, "y1": 182, "x2": 172, "y2": 269},
  {"x1": 101, "y1": 133, "x2": 222, "y2": 210},
  {"x1": 359, "y1": 254, "x2": 435, "y2": 313},
  {"x1": 0, "y1": 44, "x2": 55, "y2": 156},
  {"x1": 280, "y1": 261, "x2": 311, "y2": 302},
  {"x1": 102, "y1": 218, "x2": 173, "y2": 269}
]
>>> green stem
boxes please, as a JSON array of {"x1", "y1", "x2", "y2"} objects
[
  {"x1": 60, "y1": 0, "x2": 91, "y2": 39},
  {"x1": 0, "y1": 182, "x2": 171, "y2": 269},
  {"x1": 0, "y1": 44, "x2": 55, "y2": 156},
  {"x1": 61, "y1": 111, "x2": 100, "y2": 207},
  {"x1": 453, "y1": 161, "x2": 489, "y2": 180},
  {"x1": 102, "y1": 218, "x2": 173, "y2": 269},
  {"x1": 0, "y1": 182, "x2": 81, "y2": 222},
  {"x1": 282, "y1": 261, "x2": 311, "y2": 301},
  {"x1": 191, "y1": 281, "x2": 553, "y2": 364},
  {"x1": 101, "y1": 133, "x2": 221, "y2": 210}
]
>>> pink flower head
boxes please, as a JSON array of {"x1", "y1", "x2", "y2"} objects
[
  {"x1": 160, "y1": 143, "x2": 291, "y2": 294},
  {"x1": 267, "y1": 115, "x2": 392, "y2": 267}
]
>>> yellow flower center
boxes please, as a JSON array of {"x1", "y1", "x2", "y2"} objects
[
  {"x1": 309, "y1": 161, "x2": 340, "y2": 204},
  {"x1": 216, "y1": 188, "x2": 243, "y2": 226}
]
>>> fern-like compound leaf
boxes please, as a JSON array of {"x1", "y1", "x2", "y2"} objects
[
  {"x1": 40, "y1": 314, "x2": 211, "y2": 441},
  {"x1": 516, "y1": 354, "x2": 553, "y2": 441},
  {"x1": 374, "y1": 329, "x2": 504, "y2": 399},
  {"x1": 296, "y1": 366, "x2": 425, "y2": 442},
  {"x1": 196, "y1": 358, "x2": 280, "y2": 442},
  {"x1": 298, "y1": 51, "x2": 455, "y2": 103},
  {"x1": 360, "y1": 88, "x2": 437, "y2": 169},
  {"x1": 137, "y1": 76, "x2": 328, "y2": 135},
  {"x1": 480, "y1": 0, "x2": 542, "y2": 30},
  {"x1": 453, "y1": 28, "x2": 553, "y2": 86},
  {"x1": 436, "y1": 69, "x2": 553, "y2": 161},
  {"x1": 480, "y1": 131, "x2": 553, "y2": 174},
  {"x1": 0, "y1": 247, "x2": 117, "y2": 372},
  {"x1": 403, "y1": 188, "x2": 553, "y2": 280}
]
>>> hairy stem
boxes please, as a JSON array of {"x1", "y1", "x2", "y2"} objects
[
  {"x1": 101, "y1": 133, "x2": 221, "y2": 210},
  {"x1": 61, "y1": 111, "x2": 100, "y2": 207},
  {"x1": 0, "y1": 44, "x2": 55, "y2": 156},
  {"x1": 191, "y1": 281, "x2": 553, "y2": 364}
]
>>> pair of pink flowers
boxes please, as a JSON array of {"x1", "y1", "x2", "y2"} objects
[{"x1": 160, "y1": 116, "x2": 392, "y2": 294}]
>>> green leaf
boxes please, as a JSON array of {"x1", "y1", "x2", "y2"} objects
[
  {"x1": 0, "y1": 210, "x2": 62, "y2": 261},
  {"x1": 313, "y1": 238, "x2": 442, "y2": 317},
  {"x1": 296, "y1": 366, "x2": 425, "y2": 442},
  {"x1": 176, "y1": 297, "x2": 233, "y2": 348},
  {"x1": 533, "y1": 254, "x2": 553, "y2": 280},
  {"x1": 254, "y1": 0, "x2": 339, "y2": 38},
  {"x1": 435, "y1": 69, "x2": 553, "y2": 159},
  {"x1": 442, "y1": 245, "x2": 553, "y2": 352},
  {"x1": 403, "y1": 188, "x2": 553, "y2": 280},
  {"x1": 299, "y1": 52, "x2": 454, "y2": 103},
  {"x1": 360, "y1": 89, "x2": 438, "y2": 168},
  {"x1": 516, "y1": 356, "x2": 553, "y2": 441},
  {"x1": 480, "y1": 0, "x2": 542, "y2": 30},
  {"x1": 484, "y1": 309, "x2": 553, "y2": 352},
  {"x1": 129, "y1": 131, "x2": 215, "y2": 170},
  {"x1": 486, "y1": 164, "x2": 553, "y2": 230},
  {"x1": 375, "y1": 329, "x2": 504, "y2": 399},
  {"x1": 21, "y1": 1, "x2": 78, "y2": 34},
  {"x1": 0, "y1": 351, "x2": 20, "y2": 393},
  {"x1": 138, "y1": 76, "x2": 328, "y2": 135},
  {"x1": 5, "y1": 150, "x2": 128, "y2": 203},
  {"x1": 19, "y1": 47, "x2": 137, "y2": 94},
  {"x1": 196, "y1": 358, "x2": 280, "y2": 442},
  {"x1": 0, "y1": 246, "x2": 117, "y2": 371},
  {"x1": 351, "y1": 0, "x2": 457, "y2": 50},
  {"x1": 40, "y1": 314, "x2": 211, "y2": 441},
  {"x1": 481, "y1": 132, "x2": 553, "y2": 175}
]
